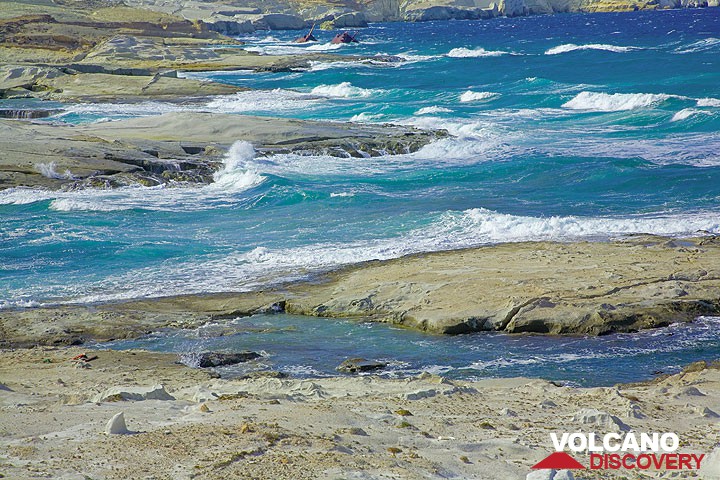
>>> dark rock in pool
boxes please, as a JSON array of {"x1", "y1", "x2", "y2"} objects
[
  {"x1": 192, "y1": 351, "x2": 262, "y2": 368},
  {"x1": 337, "y1": 358, "x2": 387, "y2": 374}
]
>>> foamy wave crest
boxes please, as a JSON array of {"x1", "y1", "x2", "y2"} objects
[
  {"x1": 563, "y1": 91, "x2": 672, "y2": 111},
  {"x1": 206, "y1": 89, "x2": 321, "y2": 113},
  {"x1": 675, "y1": 37, "x2": 720, "y2": 54},
  {"x1": 349, "y1": 112, "x2": 383, "y2": 122},
  {"x1": 310, "y1": 82, "x2": 379, "y2": 98},
  {"x1": 447, "y1": 47, "x2": 510, "y2": 58},
  {"x1": 671, "y1": 108, "x2": 712, "y2": 122},
  {"x1": 545, "y1": 43, "x2": 640, "y2": 55},
  {"x1": 211, "y1": 141, "x2": 266, "y2": 193},
  {"x1": 460, "y1": 91, "x2": 500, "y2": 103},
  {"x1": 415, "y1": 106, "x2": 453, "y2": 115},
  {"x1": 697, "y1": 98, "x2": 720, "y2": 107}
]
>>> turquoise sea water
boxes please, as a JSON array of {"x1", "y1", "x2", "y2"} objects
[{"x1": 2, "y1": 9, "x2": 719, "y2": 384}]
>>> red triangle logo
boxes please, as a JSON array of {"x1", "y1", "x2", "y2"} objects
[{"x1": 532, "y1": 452, "x2": 586, "y2": 470}]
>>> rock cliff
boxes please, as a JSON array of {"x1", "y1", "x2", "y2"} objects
[{"x1": 119, "y1": 0, "x2": 718, "y2": 32}]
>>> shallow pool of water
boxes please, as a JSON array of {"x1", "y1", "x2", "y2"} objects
[{"x1": 97, "y1": 314, "x2": 720, "y2": 387}]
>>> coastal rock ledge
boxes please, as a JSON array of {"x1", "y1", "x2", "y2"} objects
[{"x1": 2, "y1": 235, "x2": 720, "y2": 347}]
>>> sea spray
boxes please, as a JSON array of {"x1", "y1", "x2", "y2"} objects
[{"x1": 211, "y1": 141, "x2": 266, "y2": 193}]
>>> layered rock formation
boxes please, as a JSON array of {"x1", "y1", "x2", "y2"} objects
[
  {"x1": 0, "y1": 112, "x2": 445, "y2": 190},
  {"x1": 117, "y1": 0, "x2": 719, "y2": 34}
]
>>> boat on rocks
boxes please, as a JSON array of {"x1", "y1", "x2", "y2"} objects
[
  {"x1": 293, "y1": 24, "x2": 317, "y2": 43},
  {"x1": 331, "y1": 31, "x2": 359, "y2": 44}
]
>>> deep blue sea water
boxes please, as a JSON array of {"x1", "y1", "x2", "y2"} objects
[{"x1": 2, "y1": 9, "x2": 719, "y2": 384}]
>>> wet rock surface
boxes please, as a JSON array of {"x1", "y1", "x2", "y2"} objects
[
  {"x1": 0, "y1": 113, "x2": 445, "y2": 190},
  {"x1": 190, "y1": 351, "x2": 263, "y2": 368},
  {"x1": 337, "y1": 358, "x2": 388, "y2": 374}
]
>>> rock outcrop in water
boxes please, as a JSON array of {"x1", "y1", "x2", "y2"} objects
[
  {"x1": 0, "y1": 113, "x2": 446, "y2": 190},
  {"x1": 2, "y1": 236, "x2": 720, "y2": 346}
]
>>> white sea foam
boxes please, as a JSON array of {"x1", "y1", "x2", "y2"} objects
[
  {"x1": 308, "y1": 60, "x2": 371, "y2": 71},
  {"x1": 205, "y1": 89, "x2": 321, "y2": 113},
  {"x1": 545, "y1": 43, "x2": 640, "y2": 55},
  {"x1": 61, "y1": 101, "x2": 188, "y2": 117},
  {"x1": 697, "y1": 97, "x2": 720, "y2": 107},
  {"x1": 674, "y1": 37, "x2": 720, "y2": 54},
  {"x1": 244, "y1": 42, "x2": 343, "y2": 56},
  {"x1": 0, "y1": 299, "x2": 41, "y2": 310},
  {"x1": 305, "y1": 42, "x2": 344, "y2": 51},
  {"x1": 60, "y1": 207, "x2": 720, "y2": 305},
  {"x1": 447, "y1": 47, "x2": 510, "y2": 58},
  {"x1": 0, "y1": 187, "x2": 56, "y2": 205},
  {"x1": 396, "y1": 53, "x2": 440, "y2": 63},
  {"x1": 545, "y1": 132, "x2": 720, "y2": 167},
  {"x1": 310, "y1": 82, "x2": 379, "y2": 98},
  {"x1": 415, "y1": 106, "x2": 453, "y2": 115},
  {"x1": 562, "y1": 91, "x2": 673, "y2": 111},
  {"x1": 459, "y1": 90, "x2": 500, "y2": 103}
]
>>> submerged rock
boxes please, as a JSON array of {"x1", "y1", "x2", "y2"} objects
[{"x1": 337, "y1": 358, "x2": 387, "y2": 374}]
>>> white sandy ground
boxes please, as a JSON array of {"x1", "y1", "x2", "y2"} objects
[{"x1": 0, "y1": 348, "x2": 718, "y2": 479}]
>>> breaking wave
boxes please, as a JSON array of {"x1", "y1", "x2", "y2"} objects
[
  {"x1": 415, "y1": 106, "x2": 453, "y2": 115},
  {"x1": 674, "y1": 37, "x2": 720, "y2": 54},
  {"x1": 460, "y1": 90, "x2": 500, "y2": 102},
  {"x1": 310, "y1": 82, "x2": 379, "y2": 98},
  {"x1": 545, "y1": 43, "x2": 640, "y2": 55},
  {"x1": 447, "y1": 47, "x2": 511, "y2": 57},
  {"x1": 210, "y1": 141, "x2": 266, "y2": 193},
  {"x1": 697, "y1": 97, "x2": 720, "y2": 107},
  {"x1": 671, "y1": 108, "x2": 712, "y2": 122},
  {"x1": 562, "y1": 91, "x2": 673, "y2": 111}
]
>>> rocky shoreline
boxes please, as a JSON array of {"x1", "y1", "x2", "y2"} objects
[
  {"x1": 2, "y1": 235, "x2": 720, "y2": 348},
  {"x1": 1, "y1": 347, "x2": 719, "y2": 479},
  {"x1": 0, "y1": 112, "x2": 445, "y2": 190}
]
